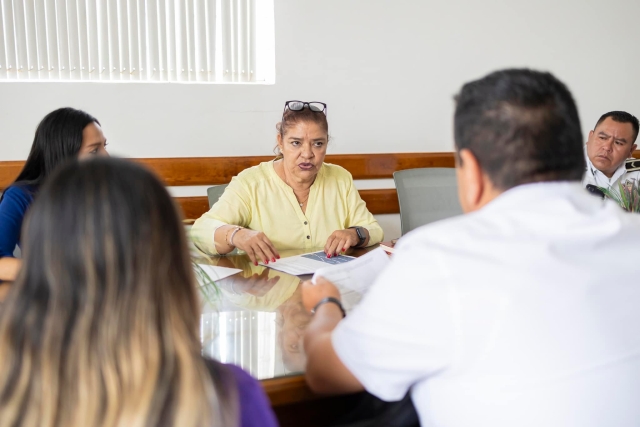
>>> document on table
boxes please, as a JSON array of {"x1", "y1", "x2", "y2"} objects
[
  {"x1": 195, "y1": 264, "x2": 242, "y2": 282},
  {"x1": 260, "y1": 250, "x2": 355, "y2": 276},
  {"x1": 311, "y1": 247, "x2": 390, "y2": 293}
]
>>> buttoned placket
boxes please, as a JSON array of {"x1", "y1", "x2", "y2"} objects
[
  {"x1": 286, "y1": 186, "x2": 315, "y2": 249},
  {"x1": 272, "y1": 161, "x2": 321, "y2": 249}
]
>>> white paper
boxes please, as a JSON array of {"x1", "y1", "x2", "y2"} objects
[
  {"x1": 311, "y1": 247, "x2": 390, "y2": 293},
  {"x1": 261, "y1": 251, "x2": 355, "y2": 276},
  {"x1": 195, "y1": 264, "x2": 242, "y2": 282}
]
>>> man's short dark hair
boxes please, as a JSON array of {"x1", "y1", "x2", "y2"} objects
[
  {"x1": 454, "y1": 69, "x2": 585, "y2": 191},
  {"x1": 594, "y1": 111, "x2": 639, "y2": 143}
]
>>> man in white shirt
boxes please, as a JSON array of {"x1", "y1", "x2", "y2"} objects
[
  {"x1": 302, "y1": 69, "x2": 640, "y2": 427},
  {"x1": 583, "y1": 111, "x2": 639, "y2": 196}
]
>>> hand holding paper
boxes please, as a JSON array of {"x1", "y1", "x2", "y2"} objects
[
  {"x1": 303, "y1": 248, "x2": 391, "y2": 314},
  {"x1": 302, "y1": 277, "x2": 341, "y2": 313},
  {"x1": 311, "y1": 248, "x2": 390, "y2": 292}
]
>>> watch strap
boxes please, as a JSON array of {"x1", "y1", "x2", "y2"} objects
[
  {"x1": 348, "y1": 226, "x2": 367, "y2": 247},
  {"x1": 311, "y1": 297, "x2": 346, "y2": 318}
]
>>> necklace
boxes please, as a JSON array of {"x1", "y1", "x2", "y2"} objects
[
  {"x1": 295, "y1": 191, "x2": 310, "y2": 207},
  {"x1": 279, "y1": 162, "x2": 313, "y2": 207},
  {"x1": 287, "y1": 179, "x2": 311, "y2": 207}
]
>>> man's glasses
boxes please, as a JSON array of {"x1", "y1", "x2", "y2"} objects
[{"x1": 283, "y1": 100, "x2": 327, "y2": 116}]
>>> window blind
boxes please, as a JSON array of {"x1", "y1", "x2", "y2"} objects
[{"x1": 0, "y1": 0, "x2": 259, "y2": 83}]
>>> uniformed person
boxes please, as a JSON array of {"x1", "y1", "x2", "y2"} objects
[{"x1": 583, "y1": 111, "x2": 639, "y2": 197}]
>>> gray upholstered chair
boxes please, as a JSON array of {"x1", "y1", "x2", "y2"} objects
[
  {"x1": 393, "y1": 168, "x2": 462, "y2": 235},
  {"x1": 206, "y1": 184, "x2": 229, "y2": 209}
]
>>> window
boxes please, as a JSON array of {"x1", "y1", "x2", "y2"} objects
[{"x1": 0, "y1": 0, "x2": 274, "y2": 83}]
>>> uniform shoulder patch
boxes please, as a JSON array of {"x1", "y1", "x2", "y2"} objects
[{"x1": 625, "y1": 158, "x2": 640, "y2": 172}]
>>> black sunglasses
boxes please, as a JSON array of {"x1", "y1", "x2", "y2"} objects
[{"x1": 283, "y1": 100, "x2": 327, "y2": 116}]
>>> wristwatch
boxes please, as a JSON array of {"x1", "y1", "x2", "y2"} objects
[{"x1": 348, "y1": 226, "x2": 367, "y2": 248}]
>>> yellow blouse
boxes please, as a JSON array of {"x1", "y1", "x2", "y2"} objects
[{"x1": 190, "y1": 161, "x2": 384, "y2": 255}]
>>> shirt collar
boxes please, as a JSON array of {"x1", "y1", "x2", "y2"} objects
[
  {"x1": 481, "y1": 181, "x2": 587, "y2": 215},
  {"x1": 584, "y1": 147, "x2": 626, "y2": 184}
]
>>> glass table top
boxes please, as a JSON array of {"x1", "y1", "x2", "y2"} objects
[{"x1": 195, "y1": 247, "x2": 373, "y2": 381}]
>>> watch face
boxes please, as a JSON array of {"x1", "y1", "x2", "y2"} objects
[{"x1": 356, "y1": 227, "x2": 365, "y2": 241}]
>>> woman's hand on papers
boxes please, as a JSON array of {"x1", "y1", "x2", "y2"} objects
[
  {"x1": 324, "y1": 229, "x2": 361, "y2": 257},
  {"x1": 301, "y1": 277, "x2": 341, "y2": 313},
  {"x1": 234, "y1": 229, "x2": 280, "y2": 266}
]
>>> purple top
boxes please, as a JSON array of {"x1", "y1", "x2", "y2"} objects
[{"x1": 217, "y1": 363, "x2": 279, "y2": 427}]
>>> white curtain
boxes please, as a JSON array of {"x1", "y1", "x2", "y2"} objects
[{"x1": 0, "y1": 0, "x2": 257, "y2": 82}]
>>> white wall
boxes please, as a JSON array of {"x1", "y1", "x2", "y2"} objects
[{"x1": 2, "y1": 0, "x2": 639, "y2": 239}]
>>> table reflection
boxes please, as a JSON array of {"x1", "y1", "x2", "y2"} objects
[
  {"x1": 195, "y1": 246, "x2": 375, "y2": 381},
  {"x1": 196, "y1": 249, "x2": 314, "y2": 380}
]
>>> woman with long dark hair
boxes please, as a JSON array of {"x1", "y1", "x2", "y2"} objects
[
  {"x1": 0, "y1": 107, "x2": 108, "y2": 281},
  {"x1": 0, "y1": 157, "x2": 277, "y2": 427},
  {"x1": 0, "y1": 108, "x2": 107, "y2": 281}
]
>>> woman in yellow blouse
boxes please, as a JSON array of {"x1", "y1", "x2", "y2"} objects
[{"x1": 191, "y1": 101, "x2": 383, "y2": 265}]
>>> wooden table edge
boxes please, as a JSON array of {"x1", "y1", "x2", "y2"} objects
[{"x1": 261, "y1": 374, "x2": 322, "y2": 407}]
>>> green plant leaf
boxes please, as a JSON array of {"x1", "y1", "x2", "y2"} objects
[
  {"x1": 598, "y1": 180, "x2": 640, "y2": 213},
  {"x1": 193, "y1": 262, "x2": 221, "y2": 306}
]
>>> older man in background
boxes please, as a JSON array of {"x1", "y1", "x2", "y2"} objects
[{"x1": 583, "y1": 111, "x2": 640, "y2": 195}]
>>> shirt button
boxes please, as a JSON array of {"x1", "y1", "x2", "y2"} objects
[
  {"x1": 306, "y1": 235, "x2": 310, "y2": 239},
  {"x1": 304, "y1": 221, "x2": 308, "y2": 225}
]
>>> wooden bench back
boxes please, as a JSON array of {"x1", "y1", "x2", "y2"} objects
[{"x1": 0, "y1": 153, "x2": 455, "y2": 218}]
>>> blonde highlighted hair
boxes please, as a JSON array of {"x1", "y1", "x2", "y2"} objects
[{"x1": 0, "y1": 158, "x2": 237, "y2": 427}]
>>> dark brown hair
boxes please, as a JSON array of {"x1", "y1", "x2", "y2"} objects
[
  {"x1": 454, "y1": 69, "x2": 584, "y2": 190},
  {"x1": 594, "y1": 111, "x2": 639, "y2": 143},
  {"x1": 275, "y1": 106, "x2": 330, "y2": 158},
  {"x1": 14, "y1": 107, "x2": 100, "y2": 188}
]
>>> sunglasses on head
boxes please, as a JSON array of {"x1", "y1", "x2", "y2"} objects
[{"x1": 283, "y1": 100, "x2": 327, "y2": 116}]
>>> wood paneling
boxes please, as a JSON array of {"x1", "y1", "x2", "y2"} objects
[
  {"x1": 359, "y1": 189, "x2": 400, "y2": 215},
  {"x1": 174, "y1": 188, "x2": 399, "y2": 219},
  {"x1": 327, "y1": 152, "x2": 454, "y2": 180},
  {"x1": 6, "y1": 150, "x2": 639, "y2": 191},
  {"x1": 176, "y1": 196, "x2": 210, "y2": 220},
  {"x1": 0, "y1": 161, "x2": 25, "y2": 191},
  {"x1": 135, "y1": 156, "x2": 273, "y2": 187},
  {"x1": 0, "y1": 153, "x2": 455, "y2": 189},
  {"x1": 139, "y1": 153, "x2": 455, "y2": 186}
]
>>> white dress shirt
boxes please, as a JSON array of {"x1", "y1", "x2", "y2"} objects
[
  {"x1": 583, "y1": 153, "x2": 640, "y2": 190},
  {"x1": 332, "y1": 182, "x2": 640, "y2": 427}
]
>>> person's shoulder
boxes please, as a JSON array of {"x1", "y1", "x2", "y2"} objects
[
  {"x1": 202, "y1": 358, "x2": 262, "y2": 397},
  {"x1": 233, "y1": 161, "x2": 277, "y2": 187},
  {"x1": 223, "y1": 363, "x2": 259, "y2": 387},
  {"x1": 217, "y1": 362, "x2": 278, "y2": 427},
  {"x1": 231, "y1": 161, "x2": 278, "y2": 193},
  {"x1": 624, "y1": 158, "x2": 640, "y2": 173},
  {"x1": 202, "y1": 359, "x2": 262, "y2": 402},
  {"x1": 201, "y1": 359, "x2": 277, "y2": 427},
  {"x1": 1, "y1": 184, "x2": 35, "y2": 205},
  {"x1": 398, "y1": 214, "x2": 472, "y2": 251},
  {"x1": 320, "y1": 162, "x2": 353, "y2": 182}
]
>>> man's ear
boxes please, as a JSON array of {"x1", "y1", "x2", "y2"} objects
[
  {"x1": 456, "y1": 149, "x2": 484, "y2": 213},
  {"x1": 630, "y1": 143, "x2": 637, "y2": 157}
]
